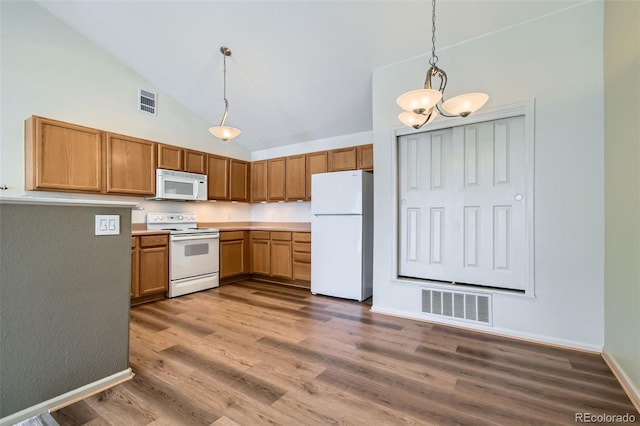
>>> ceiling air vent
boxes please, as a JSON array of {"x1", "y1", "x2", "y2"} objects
[
  {"x1": 421, "y1": 287, "x2": 492, "y2": 325},
  {"x1": 138, "y1": 88, "x2": 157, "y2": 115}
]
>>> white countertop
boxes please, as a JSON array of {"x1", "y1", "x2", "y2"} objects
[{"x1": 0, "y1": 195, "x2": 139, "y2": 208}]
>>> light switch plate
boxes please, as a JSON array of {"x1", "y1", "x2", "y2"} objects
[{"x1": 95, "y1": 215, "x2": 120, "y2": 235}]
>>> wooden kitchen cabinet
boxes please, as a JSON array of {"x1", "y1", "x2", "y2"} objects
[
  {"x1": 229, "y1": 159, "x2": 249, "y2": 201},
  {"x1": 328, "y1": 147, "x2": 357, "y2": 172},
  {"x1": 292, "y1": 232, "x2": 311, "y2": 281},
  {"x1": 25, "y1": 116, "x2": 104, "y2": 193},
  {"x1": 250, "y1": 231, "x2": 271, "y2": 275},
  {"x1": 207, "y1": 154, "x2": 229, "y2": 200},
  {"x1": 267, "y1": 158, "x2": 286, "y2": 201},
  {"x1": 357, "y1": 144, "x2": 374, "y2": 171},
  {"x1": 220, "y1": 231, "x2": 249, "y2": 279},
  {"x1": 131, "y1": 237, "x2": 139, "y2": 297},
  {"x1": 271, "y1": 232, "x2": 292, "y2": 279},
  {"x1": 131, "y1": 234, "x2": 168, "y2": 304},
  {"x1": 305, "y1": 151, "x2": 328, "y2": 200},
  {"x1": 251, "y1": 160, "x2": 268, "y2": 202},
  {"x1": 157, "y1": 144, "x2": 183, "y2": 171},
  {"x1": 285, "y1": 155, "x2": 306, "y2": 201},
  {"x1": 105, "y1": 132, "x2": 156, "y2": 195},
  {"x1": 184, "y1": 149, "x2": 208, "y2": 174}
]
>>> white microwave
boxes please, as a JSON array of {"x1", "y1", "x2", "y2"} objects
[{"x1": 148, "y1": 169, "x2": 207, "y2": 201}]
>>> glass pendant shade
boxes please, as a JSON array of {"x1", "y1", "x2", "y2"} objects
[
  {"x1": 442, "y1": 93, "x2": 489, "y2": 117},
  {"x1": 398, "y1": 109, "x2": 438, "y2": 128},
  {"x1": 209, "y1": 125, "x2": 241, "y2": 141},
  {"x1": 396, "y1": 89, "x2": 442, "y2": 113}
]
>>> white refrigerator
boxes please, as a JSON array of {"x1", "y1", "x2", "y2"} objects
[{"x1": 311, "y1": 170, "x2": 373, "y2": 302}]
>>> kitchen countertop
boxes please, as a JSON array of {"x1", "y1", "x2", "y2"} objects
[{"x1": 131, "y1": 221, "x2": 310, "y2": 235}]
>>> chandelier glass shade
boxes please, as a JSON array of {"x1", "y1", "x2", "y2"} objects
[
  {"x1": 209, "y1": 46, "x2": 241, "y2": 141},
  {"x1": 397, "y1": 0, "x2": 488, "y2": 129}
]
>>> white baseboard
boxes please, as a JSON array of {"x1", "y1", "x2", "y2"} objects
[
  {"x1": 370, "y1": 305, "x2": 602, "y2": 353},
  {"x1": 602, "y1": 351, "x2": 640, "y2": 413},
  {"x1": 0, "y1": 368, "x2": 134, "y2": 426}
]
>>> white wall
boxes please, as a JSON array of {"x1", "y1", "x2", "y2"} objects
[
  {"x1": 372, "y1": 1, "x2": 605, "y2": 350},
  {"x1": 0, "y1": 0, "x2": 250, "y2": 222},
  {"x1": 604, "y1": 0, "x2": 640, "y2": 402}
]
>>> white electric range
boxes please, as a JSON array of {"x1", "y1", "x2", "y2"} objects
[{"x1": 146, "y1": 213, "x2": 219, "y2": 298}]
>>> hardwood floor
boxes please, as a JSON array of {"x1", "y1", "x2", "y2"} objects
[{"x1": 52, "y1": 281, "x2": 639, "y2": 425}]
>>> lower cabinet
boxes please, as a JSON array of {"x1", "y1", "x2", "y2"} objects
[
  {"x1": 220, "y1": 231, "x2": 249, "y2": 278},
  {"x1": 249, "y1": 230, "x2": 310, "y2": 283},
  {"x1": 131, "y1": 233, "x2": 169, "y2": 304},
  {"x1": 270, "y1": 232, "x2": 292, "y2": 279},
  {"x1": 293, "y1": 232, "x2": 311, "y2": 281}
]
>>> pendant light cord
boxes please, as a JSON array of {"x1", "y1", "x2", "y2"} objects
[{"x1": 428, "y1": 0, "x2": 438, "y2": 67}]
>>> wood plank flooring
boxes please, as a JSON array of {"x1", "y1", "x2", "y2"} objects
[{"x1": 52, "y1": 281, "x2": 639, "y2": 425}]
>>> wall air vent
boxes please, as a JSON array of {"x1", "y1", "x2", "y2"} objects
[
  {"x1": 138, "y1": 88, "x2": 157, "y2": 115},
  {"x1": 421, "y1": 287, "x2": 492, "y2": 325}
]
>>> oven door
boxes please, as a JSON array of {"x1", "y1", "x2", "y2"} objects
[{"x1": 170, "y1": 233, "x2": 220, "y2": 280}]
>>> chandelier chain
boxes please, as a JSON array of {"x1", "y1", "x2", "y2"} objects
[{"x1": 429, "y1": 0, "x2": 438, "y2": 67}]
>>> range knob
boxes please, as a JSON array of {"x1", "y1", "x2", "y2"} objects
[{"x1": 178, "y1": 215, "x2": 184, "y2": 220}]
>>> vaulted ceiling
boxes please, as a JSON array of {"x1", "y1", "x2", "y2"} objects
[{"x1": 37, "y1": 0, "x2": 583, "y2": 152}]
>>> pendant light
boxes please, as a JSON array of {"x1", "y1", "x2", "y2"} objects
[
  {"x1": 209, "y1": 46, "x2": 241, "y2": 141},
  {"x1": 396, "y1": 0, "x2": 489, "y2": 129}
]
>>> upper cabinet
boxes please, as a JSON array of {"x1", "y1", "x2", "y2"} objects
[
  {"x1": 207, "y1": 154, "x2": 229, "y2": 200},
  {"x1": 305, "y1": 151, "x2": 328, "y2": 201},
  {"x1": 328, "y1": 147, "x2": 357, "y2": 172},
  {"x1": 104, "y1": 133, "x2": 156, "y2": 195},
  {"x1": 158, "y1": 144, "x2": 207, "y2": 175},
  {"x1": 285, "y1": 155, "x2": 306, "y2": 201},
  {"x1": 229, "y1": 159, "x2": 249, "y2": 202},
  {"x1": 25, "y1": 116, "x2": 104, "y2": 193},
  {"x1": 267, "y1": 158, "x2": 286, "y2": 201},
  {"x1": 251, "y1": 160, "x2": 268, "y2": 202},
  {"x1": 357, "y1": 144, "x2": 374, "y2": 171},
  {"x1": 157, "y1": 144, "x2": 183, "y2": 171},
  {"x1": 183, "y1": 149, "x2": 208, "y2": 174}
]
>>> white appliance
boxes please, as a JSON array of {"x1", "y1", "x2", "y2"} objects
[
  {"x1": 146, "y1": 213, "x2": 219, "y2": 297},
  {"x1": 148, "y1": 169, "x2": 207, "y2": 201},
  {"x1": 311, "y1": 170, "x2": 373, "y2": 302}
]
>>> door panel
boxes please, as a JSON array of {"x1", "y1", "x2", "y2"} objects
[{"x1": 398, "y1": 115, "x2": 528, "y2": 291}]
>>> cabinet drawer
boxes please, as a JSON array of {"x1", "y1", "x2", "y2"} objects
[
  {"x1": 270, "y1": 231, "x2": 292, "y2": 241},
  {"x1": 292, "y1": 232, "x2": 311, "y2": 243},
  {"x1": 293, "y1": 242, "x2": 311, "y2": 253},
  {"x1": 139, "y1": 234, "x2": 168, "y2": 248},
  {"x1": 251, "y1": 231, "x2": 270, "y2": 240},
  {"x1": 220, "y1": 231, "x2": 245, "y2": 241},
  {"x1": 131, "y1": 237, "x2": 138, "y2": 248},
  {"x1": 293, "y1": 252, "x2": 311, "y2": 263},
  {"x1": 293, "y1": 262, "x2": 311, "y2": 281}
]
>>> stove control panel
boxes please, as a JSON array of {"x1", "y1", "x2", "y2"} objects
[{"x1": 146, "y1": 213, "x2": 197, "y2": 224}]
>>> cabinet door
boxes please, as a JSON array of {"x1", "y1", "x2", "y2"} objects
[
  {"x1": 251, "y1": 160, "x2": 268, "y2": 202},
  {"x1": 357, "y1": 144, "x2": 374, "y2": 171},
  {"x1": 305, "y1": 151, "x2": 328, "y2": 200},
  {"x1": 271, "y1": 240, "x2": 293, "y2": 279},
  {"x1": 250, "y1": 232, "x2": 270, "y2": 275},
  {"x1": 220, "y1": 240, "x2": 246, "y2": 278},
  {"x1": 131, "y1": 237, "x2": 139, "y2": 297},
  {"x1": 229, "y1": 159, "x2": 249, "y2": 202},
  {"x1": 207, "y1": 154, "x2": 229, "y2": 200},
  {"x1": 139, "y1": 245, "x2": 168, "y2": 295},
  {"x1": 328, "y1": 147, "x2": 357, "y2": 172},
  {"x1": 184, "y1": 149, "x2": 208, "y2": 174},
  {"x1": 285, "y1": 155, "x2": 306, "y2": 201},
  {"x1": 267, "y1": 157, "x2": 286, "y2": 201},
  {"x1": 157, "y1": 144, "x2": 183, "y2": 171},
  {"x1": 105, "y1": 133, "x2": 156, "y2": 195},
  {"x1": 25, "y1": 116, "x2": 103, "y2": 192}
]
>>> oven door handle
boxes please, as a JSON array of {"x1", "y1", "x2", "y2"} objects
[{"x1": 171, "y1": 234, "x2": 219, "y2": 242}]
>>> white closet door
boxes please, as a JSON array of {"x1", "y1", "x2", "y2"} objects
[{"x1": 398, "y1": 115, "x2": 528, "y2": 291}]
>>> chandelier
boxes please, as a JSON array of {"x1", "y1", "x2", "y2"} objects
[
  {"x1": 397, "y1": 0, "x2": 489, "y2": 129},
  {"x1": 209, "y1": 46, "x2": 241, "y2": 141}
]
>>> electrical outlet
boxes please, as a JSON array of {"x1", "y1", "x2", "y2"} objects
[{"x1": 95, "y1": 215, "x2": 120, "y2": 235}]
